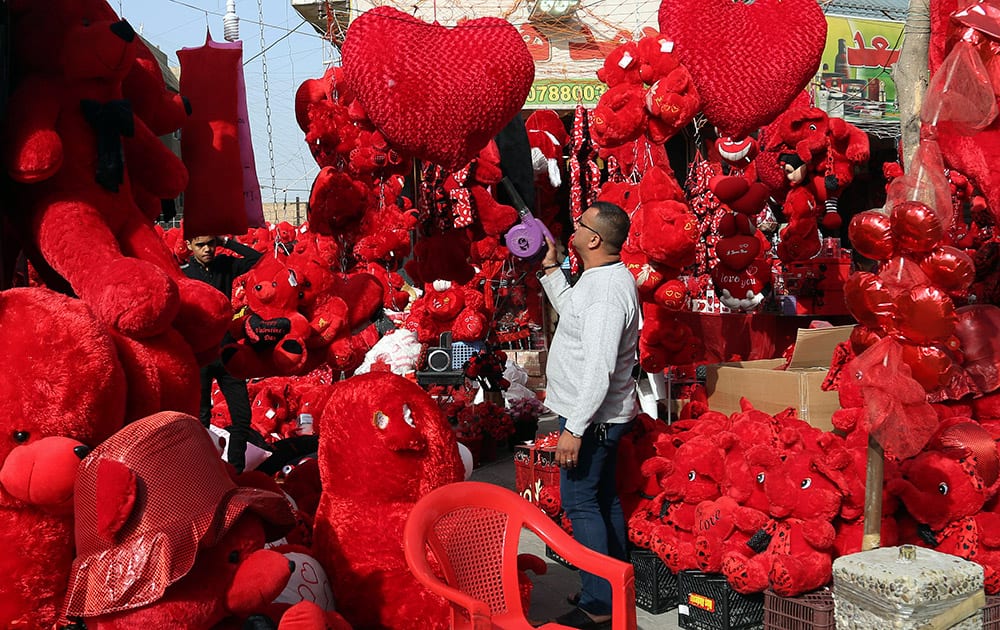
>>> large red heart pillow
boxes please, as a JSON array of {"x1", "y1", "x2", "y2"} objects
[
  {"x1": 341, "y1": 7, "x2": 535, "y2": 171},
  {"x1": 658, "y1": 0, "x2": 826, "y2": 138}
]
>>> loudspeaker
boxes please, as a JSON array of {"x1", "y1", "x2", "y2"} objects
[{"x1": 425, "y1": 332, "x2": 454, "y2": 372}]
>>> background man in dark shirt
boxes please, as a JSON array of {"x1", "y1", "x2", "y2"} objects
[{"x1": 182, "y1": 235, "x2": 263, "y2": 472}]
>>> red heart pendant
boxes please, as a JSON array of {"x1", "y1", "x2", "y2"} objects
[
  {"x1": 716, "y1": 234, "x2": 760, "y2": 271},
  {"x1": 659, "y1": 0, "x2": 826, "y2": 138},
  {"x1": 342, "y1": 7, "x2": 535, "y2": 171}
]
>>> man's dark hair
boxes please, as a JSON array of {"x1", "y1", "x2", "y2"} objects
[{"x1": 590, "y1": 201, "x2": 630, "y2": 253}]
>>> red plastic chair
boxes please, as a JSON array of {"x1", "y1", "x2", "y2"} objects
[{"x1": 404, "y1": 481, "x2": 637, "y2": 630}]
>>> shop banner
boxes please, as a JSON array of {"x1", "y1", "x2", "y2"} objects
[{"x1": 813, "y1": 15, "x2": 905, "y2": 125}]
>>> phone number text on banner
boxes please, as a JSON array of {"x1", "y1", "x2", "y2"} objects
[{"x1": 523, "y1": 80, "x2": 608, "y2": 109}]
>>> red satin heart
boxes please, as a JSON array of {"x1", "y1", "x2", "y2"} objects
[
  {"x1": 341, "y1": 7, "x2": 535, "y2": 171},
  {"x1": 844, "y1": 272, "x2": 895, "y2": 331},
  {"x1": 919, "y1": 246, "x2": 975, "y2": 296},
  {"x1": 658, "y1": 0, "x2": 826, "y2": 138},
  {"x1": 716, "y1": 235, "x2": 761, "y2": 271},
  {"x1": 893, "y1": 285, "x2": 957, "y2": 345},
  {"x1": 890, "y1": 200, "x2": 943, "y2": 254},
  {"x1": 848, "y1": 210, "x2": 894, "y2": 261}
]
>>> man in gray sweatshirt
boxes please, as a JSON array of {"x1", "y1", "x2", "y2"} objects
[{"x1": 537, "y1": 201, "x2": 639, "y2": 628}]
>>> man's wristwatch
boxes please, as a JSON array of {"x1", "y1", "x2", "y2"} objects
[
  {"x1": 536, "y1": 263, "x2": 561, "y2": 280},
  {"x1": 564, "y1": 428, "x2": 583, "y2": 439}
]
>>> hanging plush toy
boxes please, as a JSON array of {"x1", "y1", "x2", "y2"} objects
[
  {"x1": 658, "y1": 0, "x2": 826, "y2": 139},
  {"x1": 340, "y1": 6, "x2": 535, "y2": 171}
]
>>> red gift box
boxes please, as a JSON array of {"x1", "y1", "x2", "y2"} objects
[{"x1": 514, "y1": 433, "x2": 560, "y2": 505}]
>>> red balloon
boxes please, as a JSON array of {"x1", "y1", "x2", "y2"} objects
[
  {"x1": 893, "y1": 285, "x2": 957, "y2": 345},
  {"x1": 878, "y1": 255, "x2": 932, "y2": 296},
  {"x1": 655, "y1": 279, "x2": 688, "y2": 310},
  {"x1": 844, "y1": 272, "x2": 895, "y2": 331},
  {"x1": 890, "y1": 200, "x2": 943, "y2": 253},
  {"x1": 920, "y1": 246, "x2": 975, "y2": 296},
  {"x1": 849, "y1": 325, "x2": 884, "y2": 354},
  {"x1": 849, "y1": 210, "x2": 894, "y2": 261},
  {"x1": 899, "y1": 342, "x2": 961, "y2": 393},
  {"x1": 954, "y1": 304, "x2": 1000, "y2": 394}
]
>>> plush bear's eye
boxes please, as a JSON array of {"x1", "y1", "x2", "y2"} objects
[
  {"x1": 228, "y1": 550, "x2": 240, "y2": 564},
  {"x1": 13, "y1": 431, "x2": 29, "y2": 443},
  {"x1": 938, "y1": 482, "x2": 949, "y2": 495},
  {"x1": 687, "y1": 471, "x2": 696, "y2": 482},
  {"x1": 254, "y1": 284, "x2": 262, "y2": 291},
  {"x1": 800, "y1": 478, "x2": 812, "y2": 489},
  {"x1": 808, "y1": 124, "x2": 817, "y2": 131},
  {"x1": 756, "y1": 472, "x2": 765, "y2": 484},
  {"x1": 271, "y1": 282, "x2": 278, "y2": 288}
]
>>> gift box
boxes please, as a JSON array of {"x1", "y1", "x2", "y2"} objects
[
  {"x1": 514, "y1": 440, "x2": 559, "y2": 505},
  {"x1": 832, "y1": 546, "x2": 985, "y2": 630}
]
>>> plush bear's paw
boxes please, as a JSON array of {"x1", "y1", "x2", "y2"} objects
[
  {"x1": 274, "y1": 339, "x2": 307, "y2": 374},
  {"x1": 173, "y1": 277, "x2": 232, "y2": 354},
  {"x1": 722, "y1": 554, "x2": 767, "y2": 594},
  {"x1": 82, "y1": 259, "x2": 179, "y2": 338}
]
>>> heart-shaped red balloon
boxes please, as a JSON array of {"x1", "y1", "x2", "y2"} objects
[
  {"x1": 716, "y1": 235, "x2": 761, "y2": 271},
  {"x1": 658, "y1": 0, "x2": 826, "y2": 138},
  {"x1": 890, "y1": 200, "x2": 943, "y2": 254},
  {"x1": 893, "y1": 285, "x2": 957, "y2": 345},
  {"x1": 849, "y1": 325, "x2": 883, "y2": 354},
  {"x1": 878, "y1": 255, "x2": 932, "y2": 297},
  {"x1": 899, "y1": 342, "x2": 963, "y2": 394},
  {"x1": 341, "y1": 7, "x2": 534, "y2": 171},
  {"x1": 844, "y1": 272, "x2": 895, "y2": 331},
  {"x1": 919, "y1": 246, "x2": 975, "y2": 297},
  {"x1": 848, "y1": 210, "x2": 894, "y2": 261}
]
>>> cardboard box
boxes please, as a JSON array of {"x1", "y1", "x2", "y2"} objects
[
  {"x1": 512, "y1": 350, "x2": 548, "y2": 377},
  {"x1": 703, "y1": 325, "x2": 853, "y2": 431}
]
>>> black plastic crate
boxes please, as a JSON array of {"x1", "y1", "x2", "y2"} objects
[
  {"x1": 986, "y1": 595, "x2": 1000, "y2": 630},
  {"x1": 545, "y1": 545, "x2": 577, "y2": 571},
  {"x1": 630, "y1": 548, "x2": 678, "y2": 614},
  {"x1": 763, "y1": 588, "x2": 833, "y2": 630},
  {"x1": 678, "y1": 570, "x2": 764, "y2": 630}
]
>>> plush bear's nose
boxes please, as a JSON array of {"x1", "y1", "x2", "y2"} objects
[
  {"x1": 110, "y1": 20, "x2": 136, "y2": 43},
  {"x1": 73, "y1": 445, "x2": 91, "y2": 460}
]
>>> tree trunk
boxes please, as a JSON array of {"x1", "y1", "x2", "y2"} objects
[{"x1": 893, "y1": 0, "x2": 931, "y2": 169}]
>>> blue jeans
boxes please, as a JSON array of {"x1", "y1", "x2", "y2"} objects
[{"x1": 559, "y1": 417, "x2": 631, "y2": 616}]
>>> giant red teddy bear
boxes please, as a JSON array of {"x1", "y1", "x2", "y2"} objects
[
  {"x1": 4, "y1": 0, "x2": 230, "y2": 360},
  {"x1": 312, "y1": 372, "x2": 464, "y2": 628}
]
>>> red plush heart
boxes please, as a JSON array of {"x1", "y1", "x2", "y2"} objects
[
  {"x1": 659, "y1": 0, "x2": 826, "y2": 138},
  {"x1": 716, "y1": 235, "x2": 760, "y2": 271},
  {"x1": 341, "y1": 7, "x2": 535, "y2": 171}
]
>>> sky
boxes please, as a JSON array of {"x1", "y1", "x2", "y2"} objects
[{"x1": 115, "y1": 0, "x2": 335, "y2": 208}]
